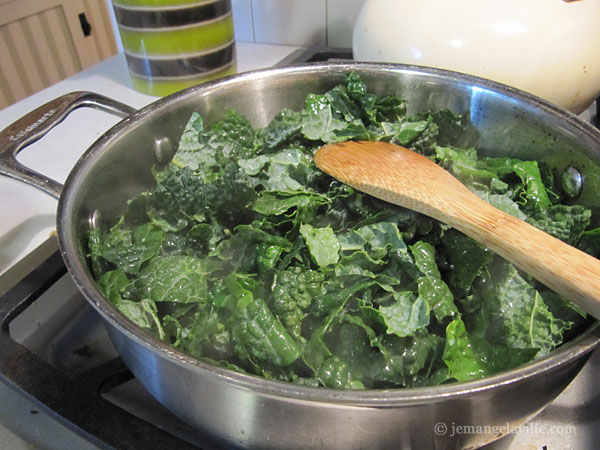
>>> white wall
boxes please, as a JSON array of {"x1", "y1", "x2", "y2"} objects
[
  {"x1": 106, "y1": 0, "x2": 366, "y2": 50},
  {"x1": 232, "y1": 0, "x2": 366, "y2": 47}
]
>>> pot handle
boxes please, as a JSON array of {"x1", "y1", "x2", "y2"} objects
[{"x1": 0, "y1": 91, "x2": 137, "y2": 199}]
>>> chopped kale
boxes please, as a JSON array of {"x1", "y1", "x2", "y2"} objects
[{"x1": 89, "y1": 72, "x2": 593, "y2": 389}]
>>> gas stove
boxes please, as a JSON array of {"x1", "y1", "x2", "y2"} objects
[{"x1": 1, "y1": 47, "x2": 599, "y2": 450}]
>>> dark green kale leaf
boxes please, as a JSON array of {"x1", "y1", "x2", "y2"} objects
[
  {"x1": 383, "y1": 118, "x2": 431, "y2": 147},
  {"x1": 259, "y1": 146, "x2": 320, "y2": 191},
  {"x1": 116, "y1": 299, "x2": 165, "y2": 340},
  {"x1": 311, "y1": 280, "x2": 377, "y2": 317},
  {"x1": 263, "y1": 109, "x2": 303, "y2": 150},
  {"x1": 206, "y1": 109, "x2": 258, "y2": 157},
  {"x1": 434, "y1": 145, "x2": 500, "y2": 187},
  {"x1": 378, "y1": 291, "x2": 430, "y2": 337},
  {"x1": 475, "y1": 156, "x2": 551, "y2": 212},
  {"x1": 427, "y1": 108, "x2": 474, "y2": 147},
  {"x1": 88, "y1": 228, "x2": 110, "y2": 279},
  {"x1": 174, "y1": 307, "x2": 232, "y2": 361},
  {"x1": 210, "y1": 220, "x2": 293, "y2": 272},
  {"x1": 340, "y1": 71, "x2": 378, "y2": 124},
  {"x1": 376, "y1": 329, "x2": 447, "y2": 388},
  {"x1": 227, "y1": 275, "x2": 301, "y2": 368},
  {"x1": 316, "y1": 356, "x2": 366, "y2": 389},
  {"x1": 270, "y1": 267, "x2": 325, "y2": 344},
  {"x1": 410, "y1": 241, "x2": 459, "y2": 322},
  {"x1": 100, "y1": 221, "x2": 163, "y2": 274},
  {"x1": 135, "y1": 255, "x2": 215, "y2": 304},
  {"x1": 373, "y1": 96, "x2": 407, "y2": 123},
  {"x1": 299, "y1": 223, "x2": 340, "y2": 267},
  {"x1": 326, "y1": 83, "x2": 365, "y2": 122},
  {"x1": 172, "y1": 109, "x2": 258, "y2": 172},
  {"x1": 303, "y1": 308, "x2": 382, "y2": 388},
  {"x1": 97, "y1": 268, "x2": 130, "y2": 305},
  {"x1": 301, "y1": 93, "x2": 347, "y2": 142},
  {"x1": 177, "y1": 111, "x2": 204, "y2": 151},
  {"x1": 443, "y1": 318, "x2": 538, "y2": 382},
  {"x1": 468, "y1": 259, "x2": 570, "y2": 356},
  {"x1": 160, "y1": 164, "x2": 257, "y2": 230},
  {"x1": 300, "y1": 73, "x2": 381, "y2": 143},
  {"x1": 441, "y1": 229, "x2": 493, "y2": 298},
  {"x1": 527, "y1": 204, "x2": 591, "y2": 246},
  {"x1": 252, "y1": 191, "x2": 329, "y2": 217},
  {"x1": 578, "y1": 226, "x2": 600, "y2": 258},
  {"x1": 512, "y1": 160, "x2": 552, "y2": 212}
]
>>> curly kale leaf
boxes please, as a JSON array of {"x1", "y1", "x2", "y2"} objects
[
  {"x1": 150, "y1": 163, "x2": 258, "y2": 232},
  {"x1": 97, "y1": 269, "x2": 131, "y2": 305},
  {"x1": 443, "y1": 318, "x2": 538, "y2": 382},
  {"x1": 100, "y1": 222, "x2": 163, "y2": 274},
  {"x1": 441, "y1": 229, "x2": 493, "y2": 298},
  {"x1": 270, "y1": 267, "x2": 325, "y2": 344},
  {"x1": 527, "y1": 204, "x2": 591, "y2": 246},
  {"x1": 378, "y1": 291, "x2": 430, "y2": 337},
  {"x1": 135, "y1": 255, "x2": 215, "y2": 304},
  {"x1": 468, "y1": 259, "x2": 571, "y2": 356},
  {"x1": 227, "y1": 275, "x2": 301, "y2": 368},
  {"x1": 410, "y1": 241, "x2": 458, "y2": 322},
  {"x1": 117, "y1": 298, "x2": 165, "y2": 340},
  {"x1": 376, "y1": 330, "x2": 447, "y2": 388}
]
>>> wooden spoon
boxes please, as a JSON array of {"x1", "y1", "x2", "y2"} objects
[{"x1": 314, "y1": 140, "x2": 600, "y2": 319}]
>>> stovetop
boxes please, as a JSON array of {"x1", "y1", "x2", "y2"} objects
[{"x1": 1, "y1": 47, "x2": 599, "y2": 450}]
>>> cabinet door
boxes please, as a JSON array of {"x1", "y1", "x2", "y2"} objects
[{"x1": 0, "y1": 0, "x2": 117, "y2": 109}]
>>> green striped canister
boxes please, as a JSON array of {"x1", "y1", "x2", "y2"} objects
[{"x1": 112, "y1": 0, "x2": 237, "y2": 96}]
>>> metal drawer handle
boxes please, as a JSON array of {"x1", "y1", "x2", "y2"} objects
[{"x1": 0, "y1": 92, "x2": 137, "y2": 199}]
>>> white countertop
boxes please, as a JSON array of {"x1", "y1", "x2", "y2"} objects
[{"x1": 0, "y1": 41, "x2": 302, "y2": 276}]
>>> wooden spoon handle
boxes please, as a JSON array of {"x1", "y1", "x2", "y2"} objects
[{"x1": 315, "y1": 141, "x2": 600, "y2": 318}]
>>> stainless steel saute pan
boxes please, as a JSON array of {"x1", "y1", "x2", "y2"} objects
[{"x1": 1, "y1": 63, "x2": 600, "y2": 449}]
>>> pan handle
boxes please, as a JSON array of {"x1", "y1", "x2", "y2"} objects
[{"x1": 0, "y1": 91, "x2": 137, "y2": 199}]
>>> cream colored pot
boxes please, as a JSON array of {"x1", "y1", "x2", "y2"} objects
[{"x1": 353, "y1": 0, "x2": 600, "y2": 113}]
